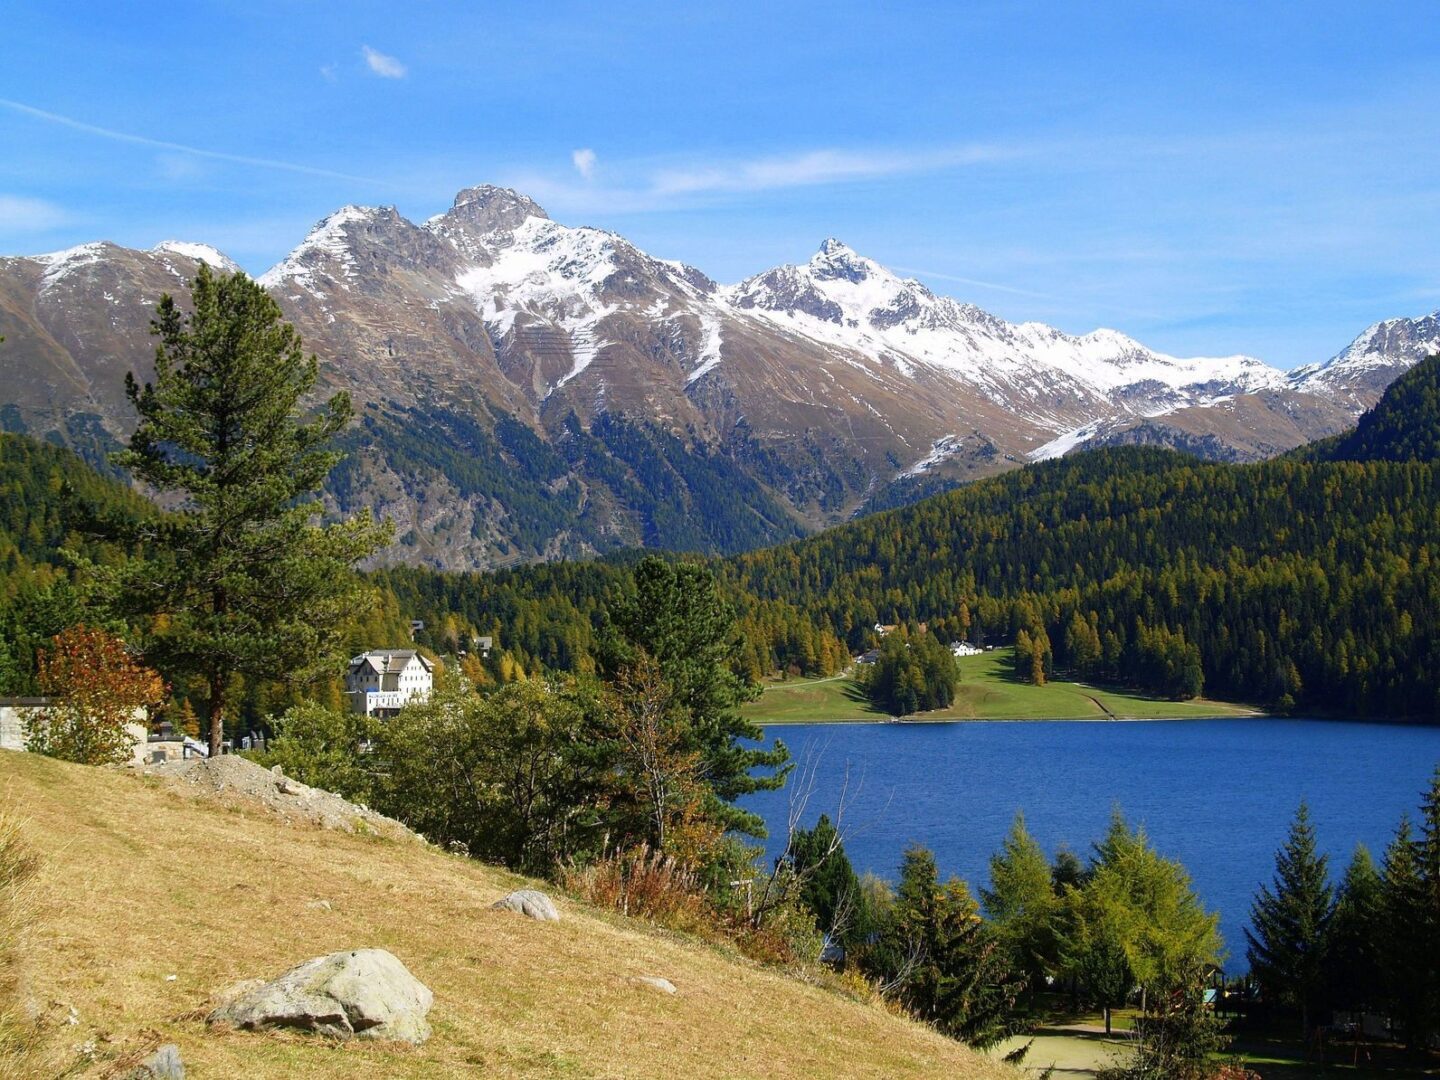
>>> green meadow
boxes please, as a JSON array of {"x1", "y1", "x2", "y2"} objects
[{"x1": 742, "y1": 647, "x2": 1261, "y2": 725}]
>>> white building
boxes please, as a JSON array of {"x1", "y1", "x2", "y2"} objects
[
  {"x1": 346, "y1": 650, "x2": 434, "y2": 717},
  {"x1": 1, "y1": 697, "x2": 150, "y2": 761}
]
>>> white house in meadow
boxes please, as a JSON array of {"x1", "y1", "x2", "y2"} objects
[{"x1": 346, "y1": 650, "x2": 434, "y2": 717}]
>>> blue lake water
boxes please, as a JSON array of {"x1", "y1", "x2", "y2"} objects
[{"x1": 741, "y1": 718, "x2": 1440, "y2": 970}]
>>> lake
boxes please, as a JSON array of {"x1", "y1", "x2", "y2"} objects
[{"x1": 741, "y1": 718, "x2": 1440, "y2": 969}]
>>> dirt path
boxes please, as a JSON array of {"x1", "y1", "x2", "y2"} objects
[{"x1": 1084, "y1": 694, "x2": 1119, "y2": 720}]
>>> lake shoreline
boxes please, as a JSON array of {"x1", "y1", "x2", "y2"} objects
[{"x1": 760, "y1": 711, "x2": 1264, "y2": 726}]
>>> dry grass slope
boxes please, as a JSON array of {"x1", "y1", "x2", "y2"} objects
[{"x1": 1, "y1": 750, "x2": 1015, "y2": 1079}]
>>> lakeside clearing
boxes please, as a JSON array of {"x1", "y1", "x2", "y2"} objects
[{"x1": 742, "y1": 647, "x2": 1261, "y2": 725}]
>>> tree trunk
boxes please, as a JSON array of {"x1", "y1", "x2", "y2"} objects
[
  {"x1": 1104, "y1": 1005, "x2": 1112, "y2": 1035},
  {"x1": 208, "y1": 670, "x2": 225, "y2": 758}
]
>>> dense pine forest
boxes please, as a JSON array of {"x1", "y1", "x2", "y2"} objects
[
  {"x1": 4, "y1": 355, "x2": 1440, "y2": 720},
  {"x1": 384, "y1": 357, "x2": 1440, "y2": 718}
]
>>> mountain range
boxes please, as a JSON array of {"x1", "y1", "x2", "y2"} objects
[{"x1": 2, "y1": 184, "x2": 1436, "y2": 569}]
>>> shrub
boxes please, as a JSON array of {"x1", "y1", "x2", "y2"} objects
[
  {"x1": 26, "y1": 626, "x2": 165, "y2": 765},
  {"x1": 251, "y1": 702, "x2": 377, "y2": 803},
  {"x1": 563, "y1": 844, "x2": 714, "y2": 936}
]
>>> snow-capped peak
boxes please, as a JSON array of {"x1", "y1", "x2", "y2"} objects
[
  {"x1": 258, "y1": 205, "x2": 391, "y2": 292},
  {"x1": 151, "y1": 241, "x2": 240, "y2": 273},
  {"x1": 1289, "y1": 309, "x2": 1440, "y2": 392},
  {"x1": 26, "y1": 242, "x2": 115, "y2": 293}
]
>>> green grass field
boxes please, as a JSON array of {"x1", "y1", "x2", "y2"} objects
[{"x1": 742, "y1": 647, "x2": 1261, "y2": 725}]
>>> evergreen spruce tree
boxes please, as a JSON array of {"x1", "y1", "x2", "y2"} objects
[
  {"x1": 982, "y1": 812, "x2": 1059, "y2": 993},
  {"x1": 1245, "y1": 802, "x2": 1334, "y2": 1035},
  {"x1": 787, "y1": 814, "x2": 866, "y2": 949},
  {"x1": 876, "y1": 846, "x2": 1023, "y2": 1049},
  {"x1": 1380, "y1": 817, "x2": 1428, "y2": 1050},
  {"x1": 103, "y1": 266, "x2": 389, "y2": 754},
  {"x1": 1326, "y1": 844, "x2": 1383, "y2": 1014},
  {"x1": 608, "y1": 556, "x2": 788, "y2": 837},
  {"x1": 1413, "y1": 768, "x2": 1440, "y2": 1045}
]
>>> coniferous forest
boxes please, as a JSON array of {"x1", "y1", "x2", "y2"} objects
[{"x1": 4, "y1": 355, "x2": 1440, "y2": 720}]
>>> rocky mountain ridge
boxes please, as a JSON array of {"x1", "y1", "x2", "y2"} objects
[{"x1": 0, "y1": 184, "x2": 1433, "y2": 568}]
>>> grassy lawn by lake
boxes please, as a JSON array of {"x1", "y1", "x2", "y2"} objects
[{"x1": 742, "y1": 647, "x2": 1261, "y2": 725}]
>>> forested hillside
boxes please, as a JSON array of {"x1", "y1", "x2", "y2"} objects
[
  {"x1": 0, "y1": 433, "x2": 154, "y2": 688},
  {"x1": 7, "y1": 351, "x2": 1440, "y2": 720},
  {"x1": 1301, "y1": 353, "x2": 1440, "y2": 463},
  {"x1": 382, "y1": 362, "x2": 1440, "y2": 718}
]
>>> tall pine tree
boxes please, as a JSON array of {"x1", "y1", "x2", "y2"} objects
[
  {"x1": 1325, "y1": 844, "x2": 1383, "y2": 1015},
  {"x1": 1245, "y1": 802, "x2": 1334, "y2": 1035},
  {"x1": 103, "y1": 266, "x2": 389, "y2": 753}
]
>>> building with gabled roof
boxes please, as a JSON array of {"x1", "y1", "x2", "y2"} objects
[{"x1": 345, "y1": 650, "x2": 434, "y2": 717}]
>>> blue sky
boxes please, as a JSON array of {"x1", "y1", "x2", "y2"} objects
[{"x1": 3, "y1": 1, "x2": 1439, "y2": 368}]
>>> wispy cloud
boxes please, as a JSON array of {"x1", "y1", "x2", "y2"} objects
[
  {"x1": 889, "y1": 264, "x2": 1057, "y2": 301},
  {"x1": 0, "y1": 98, "x2": 392, "y2": 187},
  {"x1": 506, "y1": 141, "x2": 1016, "y2": 215},
  {"x1": 361, "y1": 45, "x2": 407, "y2": 79},
  {"x1": 319, "y1": 62, "x2": 339, "y2": 83},
  {"x1": 649, "y1": 145, "x2": 1009, "y2": 197},
  {"x1": 571, "y1": 148, "x2": 597, "y2": 181},
  {"x1": 0, "y1": 193, "x2": 68, "y2": 231}
]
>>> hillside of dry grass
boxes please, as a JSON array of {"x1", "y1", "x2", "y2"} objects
[{"x1": 0, "y1": 750, "x2": 1015, "y2": 1079}]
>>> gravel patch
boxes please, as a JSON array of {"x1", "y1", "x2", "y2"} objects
[{"x1": 136, "y1": 755, "x2": 420, "y2": 843}]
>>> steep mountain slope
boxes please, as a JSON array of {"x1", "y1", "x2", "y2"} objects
[
  {"x1": 1290, "y1": 310, "x2": 1440, "y2": 409},
  {"x1": 0, "y1": 184, "x2": 1428, "y2": 569}
]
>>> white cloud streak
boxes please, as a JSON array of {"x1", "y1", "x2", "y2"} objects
[
  {"x1": 0, "y1": 98, "x2": 392, "y2": 187},
  {"x1": 889, "y1": 264, "x2": 1057, "y2": 301},
  {"x1": 506, "y1": 142, "x2": 1017, "y2": 216},
  {"x1": 362, "y1": 46, "x2": 407, "y2": 79},
  {"x1": 648, "y1": 145, "x2": 1010, "y2": 197},
  {"x1": 0, "y1": 193, "x2": 68, "y2": 231},
  {"x1": 571, "y1": 148, "x2": 597, "y2": 180}
]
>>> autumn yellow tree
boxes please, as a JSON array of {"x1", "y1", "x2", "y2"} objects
[{"x1": 27, "y1": 626, "x2": 166, "y2": 765}]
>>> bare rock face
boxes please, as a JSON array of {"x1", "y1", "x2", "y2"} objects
[
  {"x1": 491, "y1": 888, "x2": 560, "y2": 921},
  {"x1": 207, "y1": 948, "x2": 433, "y2": 1044},
  {"x1": 0, "y1": 186, "x2": 1426, "y2": 571}
]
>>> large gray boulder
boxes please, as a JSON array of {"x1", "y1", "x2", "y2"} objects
[
  {"x1": 207, "y1": 948, "x2": 432, "y2": 1044},
  {"x1": 491, "y1": 888, "x2": 560, "y2": 921}
]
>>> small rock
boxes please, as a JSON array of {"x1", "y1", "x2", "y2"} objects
[
  {"x1": 165, "y1": 973, "x2": 177, "y2": 982},
  {"x1": 446, "y1": 839, "x2": 470, "y2": 857},
  {"x1": 206, "y1": 949, "x2": 432, "y2": 1044},
  {"x1": 491, "y1": 889, "x2": 559, "y2": 922},
  {"x1": 306, "y1": 899, "x2": 332, "y2": 911},
  {"x1": 633, "y1": 976, "x2": 677, "y2": 995},
  {"x1": 270, "y1": 765, "x2": 285, "y2": 777},
  {"x1": 125, "y1": 1043, "x2": 184, "y2": 1079}
]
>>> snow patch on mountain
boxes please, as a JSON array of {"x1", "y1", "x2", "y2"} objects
[
  {"x1": 29, "y1": 242, "x2": 111, "y2": 292},
  {"x1": 687, "y1": 313, "x2": 725, "y2": 384},
  {"x1": 151, "y1": 241, "x2": 240, "y2": 274},
  {"x1": 1029, "y1": 420, "x2": 1115, "y2": 461},
  {"x1": 1289, "y1": 310, "x2": 1440, "y2": 392},
  {"x1": 258, "y1": 205, "x2": 378, "y2": 294},
  {"x1": 723, "y1": 238, "x2": 1292, "y2": 436},
  {"x1": 903, "y1": 435, "x2": 966, "y2": 477}
]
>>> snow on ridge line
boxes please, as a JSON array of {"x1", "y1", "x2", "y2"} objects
[
  {"x1": 152, "y1": 241, "x2": 240, "y2": 271},
  {"x1": 258, "y1": 205, "x2": 387, "y2": 290},
  {"x1": 28, "y1": 242, "x2": 111, "y2": 292}
]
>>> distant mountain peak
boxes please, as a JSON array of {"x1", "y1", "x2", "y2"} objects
[
  {"x1": 441, "y1": 185, "x2": 549, "y2": 234},
  {"x1": 149, "y1": 241, "x2": 240, "y2": 273}
]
